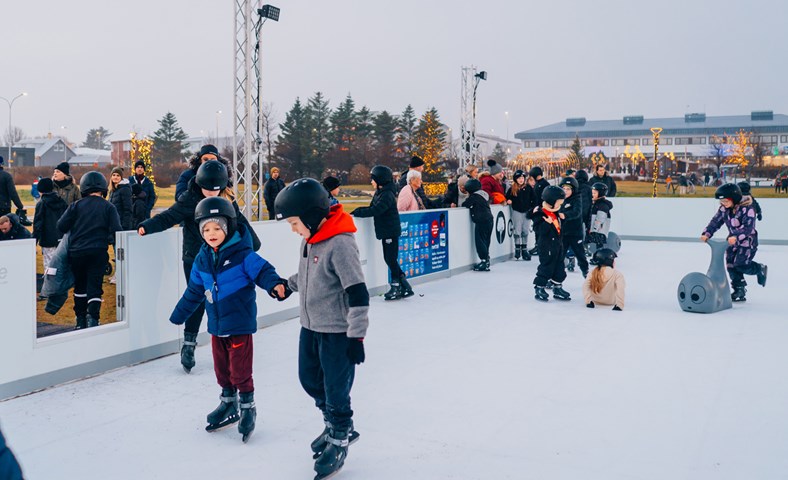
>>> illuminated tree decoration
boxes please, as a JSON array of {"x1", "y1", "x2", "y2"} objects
[
  {"x1": 650, "y1": 127, "x2": 662, "y2": 198},
  {"x1": 130, "y1": 132, "x2": 157, "y2": 187},
  {"x1": 412, "y1": 107, "x2": 447, "y2": 180},
  {"x1": 729, "y1": 129, "x2": 751, "y2": 171}
]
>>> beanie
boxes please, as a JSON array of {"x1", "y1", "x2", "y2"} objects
[
  {"x1": 199, "y1": 144, "x2": 219, "y2": 159},
  {"x1": 487, "y1": 159, "x2": 503, "y2": 175},
  {"x1": 111, "y1": 166, "x2": 124, "y2": 177},
  {"x1": 55, "y1": 161, "x2": 70, "y2": 176},
  {"x1": 199, "y1": 217, "x2": 228, "y2": 237},
  {"x1": 134, "y1": 160, "x2": 146, "y2": 170},
  {"x1": 37, "y1": 177, "x2": 54, "y2": 193},
  {"x1": 322, "y1": 176, "x2": 340, "y2": 191},
  {"x1": 409, "y1": 156, "x2": 425, "y2": 168}
]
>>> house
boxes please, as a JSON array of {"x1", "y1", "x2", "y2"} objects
[{"x1": 16, "y1": 137, "x2": 76, "y2": 167}]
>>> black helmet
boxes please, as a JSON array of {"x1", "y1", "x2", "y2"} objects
[
  {"x1": 464, "y1": 178, "x2": 482, "y2": 194},
  {"x1": 592, "y1": 248, "x2": 617, "y2": 267},
  {"x1": 512, "y1": 169, "x2": 526, "y2": 182},
  {"x1": 196, "y1": 160, "x2": 229, "y2": 191},
  {"x1": 194, "y1": 196, "x2": 237, "y2": 240},
  {"x1": 529, "y1": 166, "x2": 543, "y2": 178},
  {"x1": 559, "y1": 176, "x2": 579, "y2": 191},
  {"x1": 370, "y1": 165, "x2": 393, "y2": 186},
  {"x1": 592, "y1": 182, "x2": 608, "y2": 197},
  {"x1": 79, "y1": 171, "x2": 108, "y2": 196},
  {"x1": 715, "y1": 183, "x2": 742, "y2": 204},
  {"x1": 736, "y1": 181, "x2": 751, "y2": 195},
  {"x1": 575, "y1": 169, "x2": 589, "y2": 183},
  {"x1": 274, "y1": 178, "x2": 331, "y2": 235},
  {"x1": 541, "y1": 185, "x2": 566, "y2": 206}
]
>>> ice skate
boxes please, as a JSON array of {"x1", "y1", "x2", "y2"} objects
[
  {"x1": 552, "y1": 284, "x2": 571, "y2": 301},
  {"x1": 399, "y1": 274, "x2": 414, "y2": 298},
  {"x1": 757, "y1": 264, "x2": 768, "y2": 287},
  {"x1": 312, "y1": 421, "x2": 360, "y2": 459},
  {"x1": 314, "y1": 428, "x2": 349, "y2": 480},
  {"x1": 238, "y1": 392, "x2": 256, "y2": 443},
  {"x1": 472, "y1": 259, "x2": 490, "y2": 271},
  {"x1": 514, "y1": 245, "x2": 521, "y2": 260},
  {"x1": 75, "y1": 316, "x2": 87, "y2": 330},
  {"x1": 383, "y1": 282, "x2": 403, "y2": 301},
  {"x1": 206, "y1": 388, "x2": 239, "y2": 432},
  {"x1": 534, "y1": 286, "x2": 549, "y2": 302},
  {"x1": 181, "y1": 332, "x2": 197, "y2": 373},
  {"x1": 731, "y1": 285, "x2": 747, "y2": 302}
]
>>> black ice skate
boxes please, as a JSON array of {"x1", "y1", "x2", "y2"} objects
[
  {"x1": 545, "y1": 280, "x2": 556, "y2": 290},
  {"x1": 522, "y1": 249, "x2": 532, "y2": 261},
  {"x1": 514, "y1": 245, "x2": 521, "y2": 260},
  {"x1": 552, "y1": 284, "x2": 571, "y2": 301},
  {"x1": 757, "y1": 264, "x2": 768, "y2": 287},
  {"x1": 181, "y1": 332, "x2": 197, "y2": 373},
  {"x1": 399, "y1": 274, "x2": 414, "y2": 298},
  {"x1": 75, "y1": 316, "x2": 87, "y2": 330},
  {"x1": 238, "y1": 391, "x2": 256, "y2": 443},
  {"x1": 86, "y1": 314, "x2": 100, "y2": 328},
  {"x1": 312, "y1": 421, "x2": 360, "y2": 459},
  {"x1": 314, "y1": 428, "x2": 350, "y2": 480},
  {"x1": 731, "y1": 285, "x2": 747, "y2": 302},
  {"x1": 534, "y1": 286, "x2": 549, "y2": 302},
  {"x1": 528, "y1": 246, "x2": 539, "y2": 256},
  {"x1": 206, "y1": 388, "x2": 239, "y2": 432},
  {"x1": 383, "y1": 282, "x2": 403, "y2": 301},
  {"x1": 472, "y1": 259, "x2": 490, "y2": 271}
]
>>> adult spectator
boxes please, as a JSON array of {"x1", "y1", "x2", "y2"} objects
[
  {"x1": 457, "y1": 164, "x2": 479, "y2": 207},
  {"x1": 442, "y1": 168, "x2": 462, "y2": 208},
  {"x1": 108, "y1": 167, "x2": 133, "y2": 230},
  {"x1": 0, "y1": 214, "x2": 32, "y2": 241},
  {"x1": 263, "y1": 167, "x2": 285, "y2": 219},
  {"x1": 679, "y1": 174, "x2": 688, "y2": 195},
  {"x1": 397, "y1": 170, "x2": 426, "y2": 212},
  {"x1": 0, "y1": 155, "x2": 25, "y2": 218},
  {"x1": 529, "y1": 166, "x2": 550, "y2": 200},
  {"x1": 322, "y1": 176, "x2": 341, "y2": 206},
  {"x1": 398, "y1": 155, "x2": 438, "y2": 208},
  {"x1": 176, "y1": 144, "x2": 228, "y2": 201},
  {"x1": 481, "y1": 160, "x2": 506, "y2": 204},
  {"x1": 52, "y1": 162, "x2": 81, "y2": 206},
  {"x1": 32, "y1": 178, "x2": 67, "y2": 271},
  {"x1": 592, "y1": 164, "x2": 617, "y2": 197},
  {"x1": 128, "y1": 160, "x2": 157, "y2": 217}
]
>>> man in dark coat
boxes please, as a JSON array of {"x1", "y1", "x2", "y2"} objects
[
  {"x1": 263, "y1": 167, "x2": 285, "y2": 219},
  {"x1": 0, "y1": 155, "x2": 25, "y2": 218},
  {"x1": 128, "y1": 160, "x2": 157, "y2": 217},
  {"x1": 0, "y1": 214, "x2": 32, "y2": 241},
  {"x1": 591, "y1": 164, "x2": 617, "y2": 197},
  {"x1": 575, "y1": 169, "x2": 593, "y2": 232}
]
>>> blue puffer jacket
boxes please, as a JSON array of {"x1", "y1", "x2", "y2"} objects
[
  {"x1": 0, "y1": 428, "x2": 23, "y2": 480},
  {"x1": 170, "y1": 223, "x2": 284, "y2": 336}
]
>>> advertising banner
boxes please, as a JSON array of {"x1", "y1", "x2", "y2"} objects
[{"x1": 397, "y1": 210, "x2": 449, "y2": 279}]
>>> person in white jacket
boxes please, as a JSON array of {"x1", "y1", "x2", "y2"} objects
[{"x1": 583, "y1": 248, "x2": 625, "y2": 310}]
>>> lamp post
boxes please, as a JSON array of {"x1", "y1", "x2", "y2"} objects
[
  {"x1": 1, "y1": 92, "x2": 28, "y2": 164},
  {"x1": 650, "y1": 127, "x2": 662, "y2": 198},
  {"x1": 472, "y1": 70, "x2": 487, "y2": 166}
]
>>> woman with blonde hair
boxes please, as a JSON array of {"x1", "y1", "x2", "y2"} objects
[
  {"x1": 108, "y1": 166, "x2": 133, "y2": 230},
  {"x1": 583, "y1": 248, "x2": 625, "y2": 310}
]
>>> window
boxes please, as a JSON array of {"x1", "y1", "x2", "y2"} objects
[
  {"x1": 524, "y1": 141, "x2": 551, "y2": 148},
  {"x1": 610, "y1": 138, "x2": 639, "y2": 146},
  {"x1": 123, "y1": 142, "x2": 131, "y2": 152},
  {"x1": 581, "y1": 139, "x2": 608, "y2": 146},
  {"x1": 674, "y1": 137, "x2": 706, "y2": 145},
  {"x1": 552, "y1": 140, "x2": 571, "y2": 148},
  {"x1": 53, "y1": 143, "x2": 64, "y2": 152},
  {"x1": 780, "y1": 135, "x2": 788, "y2": 143},
  {"x1": 644, "y1": 137, "x2": 673, "y2": 145}
]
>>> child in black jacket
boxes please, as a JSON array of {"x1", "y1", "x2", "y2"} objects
[
  {"x1": 352, "y1": 165, "x2": 412, "y2": 300},
  {"x1": 532, "y1": 186, "x2": 571, "y2": 301},
  {"x1": 32, "y1": 178, "x2": 67, "y2": 271},
  {"x1": 462, "y1": 179, "x2": 493, "y2": 271},
  {"x1": 57, "y1": 172, "x2": 122, "y2": 329},
  {"x1": 506, "y1": 170, "x2": 537, "y2": 260},
  {"x1": 558, "y1": 177, "x2": 589, "y2": 277}
]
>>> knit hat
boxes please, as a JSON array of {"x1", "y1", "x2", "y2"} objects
[
  {"x1": 199, "y1": 144, "x2": 219, "y2": 159},
  {"x1": 37, "y1": 177, "x2": 54, "y2": 193},
  {"x1": 199, "y1": 216, "x2": 228, "y2": 237},
  {"x1": 134, "y1": 160, "x2": 146, "y2": 170},
  {"x1": 409, "y1": 156, "x2": 425, "y2": 168},
  {"x1": 54, "y1": 161, "x2": 70, "y2": 176},
  {"x1": 322, "y1": 176, "x2": 340, "y2": 191},
  {"x1": 111, "y1": 166, "x2": 124, "y2": 177},
  {"x1": 487, "y1": 159, "x2": 503, "y2": 175}
]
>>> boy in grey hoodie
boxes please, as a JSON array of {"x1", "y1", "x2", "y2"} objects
[{"x1": 275, "y1": 178, "x2": 369, "y2": 480}]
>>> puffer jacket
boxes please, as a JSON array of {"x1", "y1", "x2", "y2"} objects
[
  {"x1": 590, "y1": 198, "x2": 613, "y2": 236},
  {"x1": 462, "y1": 190, "x2": 493, "y2": 224},
  {"x1": 351, "y1": 182, "x2": 401, "y2": 239},
  {"x1": 33, "y1": 192, "x2": 68, "y2": 247},
  {"x1": 53, "y1": 176, "x2": 81, "y2": 206},
  {"x1": 108, "y1": 180, "x2": 133, "y2": 230}
]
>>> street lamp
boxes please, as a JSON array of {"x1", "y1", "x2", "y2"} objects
[{"x1": 1, "y1": 92, "x2": 28, "y2": 164}]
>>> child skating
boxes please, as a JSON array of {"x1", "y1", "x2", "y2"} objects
[
  {"x1": 506, "y1": 170, "x2": 536, "y2": 260},
  {"x1": 462, "y1": 178, "x2": 494, "y2": 271},
  {"x1": 558, "y1": 176, "x2": 589, "y2": 277},
  {"x1": 587, "y1": 182, "x2": 613, "y2": 259},
  {"x1": 531, "y1": 186, "x2": 571, "y2": 301},
  {"x1": 583, "y1": 248, "x2": 625, "y2": 310}
]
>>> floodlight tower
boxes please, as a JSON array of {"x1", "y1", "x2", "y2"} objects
[
  {"x1": 233, "y1": 1, "x2": 280, "y2": 220},
  {"x1": 459, "y1": 66, "x2": 486, "y2": 170}
]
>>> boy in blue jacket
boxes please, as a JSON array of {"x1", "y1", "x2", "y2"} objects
[{"x1": 170, "y1": 196, "x2": 289, "y2": 442}]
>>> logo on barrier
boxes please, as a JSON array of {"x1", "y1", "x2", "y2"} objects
[
  {"x1": 495, "y1": 211, "x2": 507, "y2": 244},
  {"x1": 507, "y1": 219, "x2": 514, "y2": 237}
]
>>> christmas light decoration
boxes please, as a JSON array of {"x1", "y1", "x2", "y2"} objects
[
  {"x1": 650, "y1": 127, "x2": 662, "y2": 198},
  {"x1": 129, "y1": 132, "x2": 157, "y2": 187}
]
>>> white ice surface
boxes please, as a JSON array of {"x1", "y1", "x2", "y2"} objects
[{"x1": 1, "y1": 241, "x2": 787, "y2": 480}]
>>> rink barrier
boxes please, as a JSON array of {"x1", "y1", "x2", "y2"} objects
[{"x1": 2, "y1": 198, "x2": 786, "y2": 400}]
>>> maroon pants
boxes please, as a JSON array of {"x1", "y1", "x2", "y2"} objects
[{"x1": 212, "y1": 334, "x2": 254, "y2": 393}]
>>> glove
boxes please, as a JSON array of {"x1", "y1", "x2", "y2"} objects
[
  {"x1": 586, "y1": 301, "x2": 595, "y2": 308},
  {"x1": 347, "y1": 338, "x2": 365, "y2": 364},
  {"x1": 612, "y1": 305, "x2": 622, "y2": 311},
  {"x1": 757, "y1": 214, "x2": 763, "y2": 221},
  {"x1": 16, "y1": 208, "x2": 32, "y2": 227},
  {"x1": 268, "y1": 279, "x2": 293, "y2": 301}
]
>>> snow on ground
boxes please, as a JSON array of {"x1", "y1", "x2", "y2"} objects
[{"x1": 1, "y1": 240, "x2": 787, "y2": 480}]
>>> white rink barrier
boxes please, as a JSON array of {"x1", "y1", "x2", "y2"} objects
[{"x1": 2, "y1": 198, "x2": 786, "y2": 399}]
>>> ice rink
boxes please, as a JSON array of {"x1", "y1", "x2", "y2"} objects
[{"x1": 1, "y1": 240, "x2": 787, "y2": 480}]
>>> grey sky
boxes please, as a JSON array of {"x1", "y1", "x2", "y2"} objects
[{"x1": 2, "y1": 0, "x2": 786, "y2": 147}]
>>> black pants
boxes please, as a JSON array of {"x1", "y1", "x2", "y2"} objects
[
  {"x1": 473, "y1": 220, "x2": 493, "y2": 261},
  {"x1": 183, "y1": 259, "x2": 206, "y2": 334},
  {"x1": 534, "y1": 240, "x2": 567, "y2": 286},
  {"x1": 298, "y1": 328, "x2": 355, "y2": 431},
  {"x1": 563, "y1": 235, "x2": 589, "y2": 273},
  {"x1": 382, "y1": 238, "x2": 404, "y2": 280},
  {"x1": 728, "y1": 262, "x2": 762, "y2": 287},
  {"x1": 70, "y1": 249, "x2": 108, "y2": 319}
]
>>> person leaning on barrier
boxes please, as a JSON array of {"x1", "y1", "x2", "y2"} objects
[
  {"x1": 397, "y1": 170, "x2": 426, "y2": 212},
  {"x1": 398, "y1": 156, "x2": 439, "y2": 208}
]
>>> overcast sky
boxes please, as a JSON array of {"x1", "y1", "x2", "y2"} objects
[{"x1": 2, "y1": 0, "x2": 786, "y2": 147}]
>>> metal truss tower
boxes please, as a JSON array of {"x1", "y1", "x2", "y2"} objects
[{"x1": 459, "y1": 66, "x2": 476, "y2": 170}]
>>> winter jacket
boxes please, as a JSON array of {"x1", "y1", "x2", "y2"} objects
[
  {"x1": 41, "y1": 233, "x2": 74, "y2": 314},
  {"x1": 128, "y1": 175, "x2": 156, "y2": 214},
  {"x1": 462, "y1": 190, "x2": 493, "y2": 225},
  {"x1": 506, "y1": 184, "x2": 537, "y2": 213},
  {"x1": 583, "y1": 267, "x2": 626, "y2": 308},
  {"x1": 132, "y1": 192, "x2": 148, "y2": 226},
  {"x1": 397, "y1": 184, "x2": 425, "y2": 212},
  {"x1": 0, "y1": 167, "x2": 24, "y2": 215},
  {"x1": 559, "y1": 193, "x2": 584, "y2": 238},
  {"x1": 53, "y1": 176, "x2": 81, "y2": 206},
  {"x1": 442, "y1": 181, "x2": 459, "y2": 207},
  {"x1": 175, "y1": 168, "x2": 196, "y2": 201},
  {"x1": 399, "y1": 172, "x2": 437, "y2": 209},
  {"x1": 140, "y1": 178, "x2": 261, "y2": 262},
  {"x1": 591, "y1": 173, "x2": 617, "y2": 197},
  {"x1": 744, "y1": 194, "x2": 763, "y2": 221},
  {"x1": 0, "y1": 213, "x2": 31, "y2": 241},
  {"x1": 33, "y1": 192, "x2": 68, "y2": 247},
  {"x1": 287, "y1": 204, "x2": 369, "y2": 339},
  {"x1": 702, "y1": 198, "x2": 758, "y2": 261},
  {"x1": 590, "y1": 198, "x2": 613, "y2": 236},
  {"x1": 0, "y1": 428, "x2": 23, "y2": 480},
  {"x1": 578, "y1": 182, "x2": 593, "y2": 229},
  {"x1": 57, "y1": 195, "x2": 121, "y2": 254},
  {"x1": 263, "y1": 177, "x2": 286, "y2": 216},
  {"x1": 480, "y1": 173, "x2": 505, "y2": 201},
  {"x1": 109, "y1": 180, "x2": 133, "y2": 230},
  {"x1": 351, "y1": 182, "x2": 401, "y2": 239},
  {"x1": 170, "y1": 224, "x2": 284, "y2": 336}
]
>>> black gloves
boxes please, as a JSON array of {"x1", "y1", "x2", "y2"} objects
[
  {"x1": 586, "y1": 301, "x2": 595, "y2": 308},
  {"x1": 612, "y1": 305, "x2": 622, "y2": 311},
  {"x1": 347, "y1": 338, "x2": 365, "y2": 364},
  {"x1": 16, "y1": 208, "x2": 32, "y2": 226}
]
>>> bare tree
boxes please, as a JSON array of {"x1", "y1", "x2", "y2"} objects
[
  {"x1": 3, "y1": 126, "x2": 25, "y2": 146},
  {"x1": 708, "y1": 134, "x2": 728, "y2": 175},
  {"x1": 260, "y1": 102, "x2": 279, "y2": 163}
]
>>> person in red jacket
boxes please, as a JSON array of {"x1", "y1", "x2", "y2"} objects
[{"x1": 480, "y1": 160, "x2": 506, "y2": 204}]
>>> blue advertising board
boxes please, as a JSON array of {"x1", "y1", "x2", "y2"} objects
[{"x1": 397, "y1": 210, "x2": 449, "y2": 279}]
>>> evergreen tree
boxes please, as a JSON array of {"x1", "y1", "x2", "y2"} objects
[
  {"x1": 304, "y1": 92, "x2": 332, "y2": 173},
  {"x1": 275, "y1": 98, "x2": 314, "y2": 177},
  {"x1": 567, "y1": 135, "x2": 585, "y2": 169},
  {"x1": 489, "y1": 143, "x2": 508, "y2": 164},
  {"x1": 151, "y1": 112, "x2": 188, "y2": 164},
  {"x1": 82, "y1": 126, "x2": 112, "y2": 150},
  {"x1": 395, "y1": 104, "x2": 417, "y2": 162},
  {"x1": 372, "y1": 110, "x2": 398, "y2": 169},
  {"x1": 328, "y1": 94, "x2": 357, "y2": 171},
  {"x1": 353, "y1": 106, "x2": 375, "y2": 167},
  {"x1": 412, "y1": 107, "x2": 447, "y2": 181}
]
